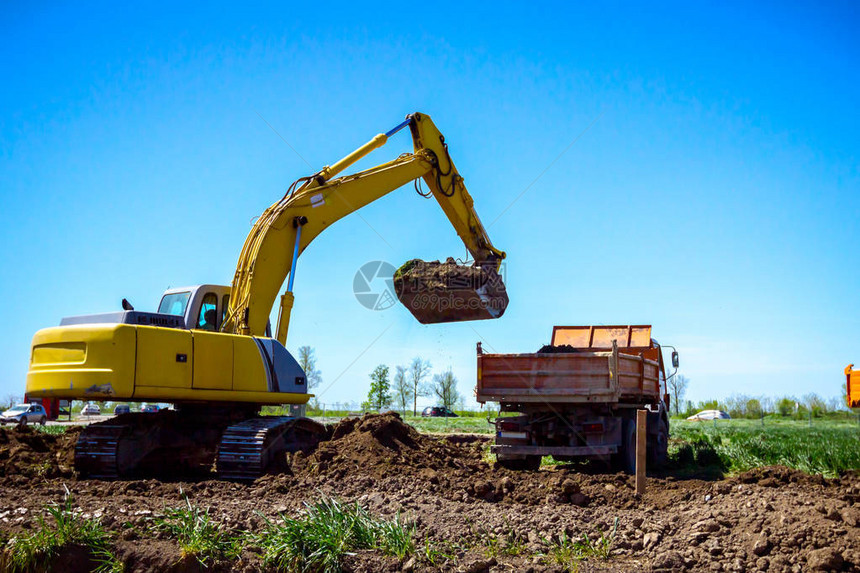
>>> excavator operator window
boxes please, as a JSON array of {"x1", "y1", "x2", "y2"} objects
[
  {"x1": 196, "y1": 293, "x2": 218, "y2": 331},
  {"x1": 158, "y1": 291, "x2": 191, "y2": 316}
]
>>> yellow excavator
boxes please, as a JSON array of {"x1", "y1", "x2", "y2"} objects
[{"x1": 25, "y1": 112, "x2": 507, "y2": 479}]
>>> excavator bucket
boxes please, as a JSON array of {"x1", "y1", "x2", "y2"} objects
[{"x1": 393, "y1": 258, "x2": 508, "y2": 324}]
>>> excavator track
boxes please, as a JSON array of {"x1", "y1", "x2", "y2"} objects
[
  {"x1": 217, "y1": 416, "x2": 326, "y2": 480},
  {"x1": 74, "y1": 410, "x2": 324, "y2": 481},
  {"x1": 75, "y1": 423, "x2": 128, "y2": 479},
  {"x1": 75, "y1": 410, "x2": 242, "y2": 480}
]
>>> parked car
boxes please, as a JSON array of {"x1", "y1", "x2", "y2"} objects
[
  {"x1": 141, "y1": 403, "x2": 160, "y2": 413},
  {"x1": 686, "y1": 409, "x2": 731, "y2": 421},
  {"x1": 1, "y1": 403, "x2": 47, "y2": 426},
  {"x1": 82, "y1": 403, "x2": 101, "y2": 416},
  {"x1": 421, "y1": 406, "x2": 458, "y2": 418},
  {"x1": 114, "y1": 404, "x2": 131, "y2": 415}
]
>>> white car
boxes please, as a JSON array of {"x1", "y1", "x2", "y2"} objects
[
  {"x1": 82, "y1": 403, "x2": 101, "y2": 416},
  {"x1": 1, "y1": 403, "x2": 48, "y2": 426},
  {"x1": 686, "y1": 409, "x2": 731, "y2": 421}
]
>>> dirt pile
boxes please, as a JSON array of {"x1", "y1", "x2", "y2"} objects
[
  {"x1": 289, "y1": 413, "x2": 487, "y2": 488},
  {"x1": 0, "y1": 426, "x2": 79, "y2": 480},
  {"x1": 537, "y1": 344, "x2": 580, "y2": 353},
  {"x1": 393, "y1": 258, "x2": 508, "y2": 323},
  {"x1": 285, "y1": 414, "x2": 633, "y2": 507}
]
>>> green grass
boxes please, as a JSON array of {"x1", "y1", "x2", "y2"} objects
[
  {"x1": 151, "y1": 495, "x2": 244, "y2": 567},
  {"x1": 670, "y1": 419, "x2": 860, "y2": 476},
  {"x1": 257, "y1": 496, "x2": 415, "y2": 573},
  {"x1": 541, "y1": 520, "x2": 617, "y2": 572},
  {"x1": 35, "y1": 425, "x2": 68, "y2": 435},
  {"x1": 402, "y1": 416, "x2": 494, "y2": 434},
  {"x1": 1, "y1": 492, "x2": 122, "y2": 573},
  {"x1": 478, "y1": 524, "x2": 527, "y2": 558}
]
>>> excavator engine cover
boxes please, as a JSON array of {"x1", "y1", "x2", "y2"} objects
[{"x1": 393, "y1": 258, "x2": 508, "y2": 324}]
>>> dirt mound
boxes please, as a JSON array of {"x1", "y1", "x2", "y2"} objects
[
  {"x1": 294, "y1": 413, "x2": 484, "y2": 484},
  {"x1": 0, "y1": 426, "x2": 79, "y2": 480},
  {"x1": 537, "y1": 344, "x2": 580, "y2": 353}
]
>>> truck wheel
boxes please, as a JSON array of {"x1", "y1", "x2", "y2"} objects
[
  {"x1": 497, "y1": 456, "x2": 541, "y2": 471},
  {"x1": 648, "y1": 419, "x2": 669, "y2": 468},
  {"x1": 523, "y1": 455, "x2": 541, "y2": 471},
  {"x1": 613, "y1": 418, "x2": 636, "y2": 474}
]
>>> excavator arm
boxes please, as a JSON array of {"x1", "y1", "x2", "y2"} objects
[{"x1": 222, "y1": 113, "x2": 507, "y2": 343}]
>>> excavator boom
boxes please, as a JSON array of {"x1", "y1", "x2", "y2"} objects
[{"x1": 223, "y1": 112, "x2": 507, "y2": 342}]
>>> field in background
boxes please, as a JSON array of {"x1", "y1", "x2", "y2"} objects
[{"x1": 669, "y1": 418, "x2": 860, "y2": 477}]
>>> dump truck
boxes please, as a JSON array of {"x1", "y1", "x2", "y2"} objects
[
  {"x1": 476, "y1": 325, "x2": 677, "y2": 472},
  {"x1": 846, "y1": 365, "x2": 860, "y2": 408}
]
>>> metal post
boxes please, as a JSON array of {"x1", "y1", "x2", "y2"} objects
[{"x1": 636, "y1": 409, "x2": 647, "y2": 496}]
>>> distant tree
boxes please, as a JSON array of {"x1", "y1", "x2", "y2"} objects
[
  {"x1": 722, "y1": 394, "x2": 747, "y2": 418},
  {"x1": 393, "y1": 365, "x2": 412, "y2": 415},
  {"x1": 667, "y1": 375, "x2": 689, "y2": 415},
  {"x1": 698, "y1": 399, "x2": 719, "y2": 411},
  {"x1": 297, "y1": 346, "x2": 322, "y2": 390},
  {"x1": 430, "y1": 367, "x2": 461, "y2": 410},
  {"x1": 409, "y1": 357, "x2": 432, "y2": 416},
  {"x1": 745, "y1": 398, "x2": 763, "y2": 419},
  {"x1": 827, "y1": 396, "x2": 845, "y2": 413},
  {"x1": 776, "y1": 397, "x2": 795, "y2": 417},
  {"x1": 802, "y1": 393, "x2": 827, "y2": 417},
  {"x1": 5, "y1": 394, "x2": 22, "y2": 408},
  {"x1": 366, "y1": 364, "x2": 392, "y2": 411}
]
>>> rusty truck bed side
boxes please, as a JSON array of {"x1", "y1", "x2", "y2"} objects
[
  {"x1": 476, "y1": 325, "x2": 664, "y2": 406},
  {"x1": 476, "y1": 346, "x2": 661, "y2": 405}
]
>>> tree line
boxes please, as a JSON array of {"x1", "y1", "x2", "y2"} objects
[
  {"x1": 364, "y1": 357, "x2": 461, "y2": 414},
  {"x1": 666, "y1": 373, "x2": 853, "y2": 419},
  {"x1": 295, "y1": 346, "x2": 462, "y2": 415}
]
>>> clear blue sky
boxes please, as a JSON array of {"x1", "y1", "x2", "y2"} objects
[{"x1": 1, "y1": 1, "x2": 858, "y2": 409}]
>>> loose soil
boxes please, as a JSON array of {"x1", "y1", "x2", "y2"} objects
[
  {"x1": 537, "y1": 344, "x2": 580, "y2": 354},
  {"x1": 1, "y1": 414, "x2": 858, "y2": 572},
  {"x1": 393, "y1": 258, "x2": 508, "y2": 323}
]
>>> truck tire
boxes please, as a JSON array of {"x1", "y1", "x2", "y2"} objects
[
  {"x1": 613, "y1": 418, "x2": 636, "y2": 474},
  {"x1": 497, "y1": 455, "x2": 541, "y2": 471},
  {"x1": 648, "y1": 419, "x2": 669, "y2": 468}
]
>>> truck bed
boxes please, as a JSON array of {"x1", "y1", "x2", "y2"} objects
[{"x1": 476, "y1": 345, "x2": 661, "y2": 405}]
